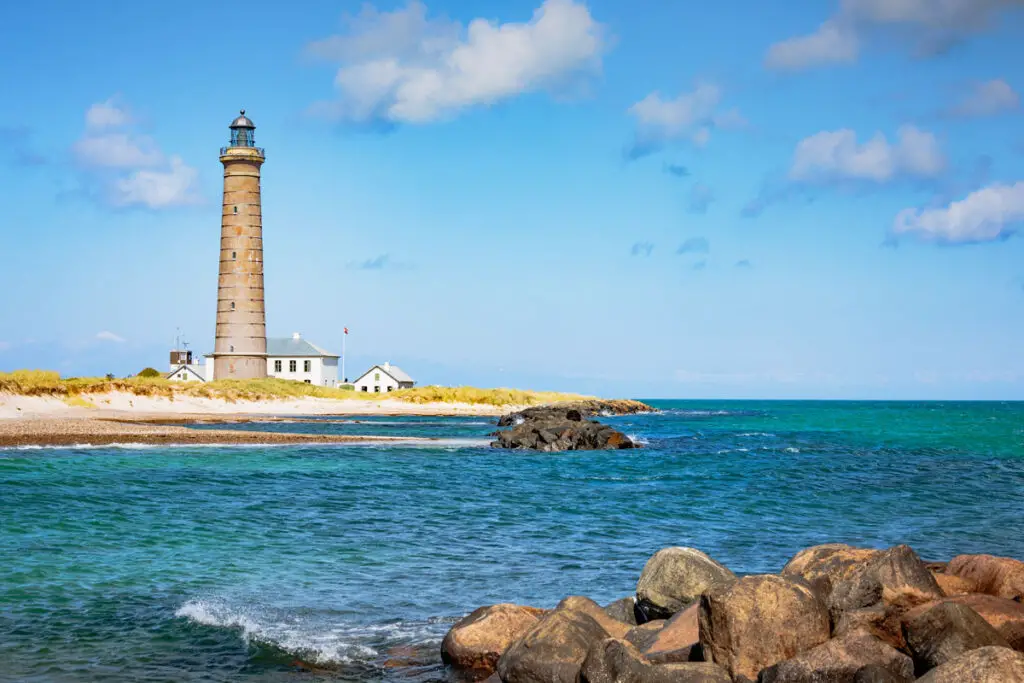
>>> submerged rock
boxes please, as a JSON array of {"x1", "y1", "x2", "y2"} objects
[
  {"x1": 496, "y1": 400, "x2": 654, "y2": 427},
  {"x1": 636, "y1": 547, "x2": 735, "y2": 620},
  {"x1": 491, "y1": 415, "x2": 637, "y2": 452}
]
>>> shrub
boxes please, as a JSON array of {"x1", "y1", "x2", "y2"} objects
[{"x1": 137, "y1": 367, "x2": 162, "y2": 378}]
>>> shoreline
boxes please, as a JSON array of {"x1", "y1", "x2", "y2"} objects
[{"x1": 0, "y1": 417, "x2": 428, "y2": 448}]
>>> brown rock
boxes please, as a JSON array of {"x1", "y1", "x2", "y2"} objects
[
  {"x1": 604, "y1": 597, "x2": 639, "y2": 626},
  {"x1": 828, "y1": 545, "x2": 944, "y2": 618},
  {"x1": 933, "y1": 572, "x2": 978, "y2": 597},
  {"x1": 758, "y1": 629, "x2": 914, "y2": 683},
  {"x1": 853, "y1": 664, "x2": 910, "y2": 682},
  {"x1": 699, "y1": 574, "x2": 831, "y2": 681},
  {"x1": 579, "y1": 638, "x2": 730, "y2": 683},
  {"x1": 557, "y1": 596, "x2": 632, "y2": 640},
  {"x1": 625, "y1": 621, "x2": 665, "y2": 651},
  {"x1": 902, "y1": 601, "x2": 1010, "y2": 674},
  {"x1": 644, "y1": 603, "x2": 698, "y2": 657},
  {"x1": 948, "y1": 554, "x2": 1024, "y2": 602},
  {"x1": 941, "y1": 594, "x2": 1024, "y2": 651},
  {"x1": 442, "y1": 604, "x2": 545, "y2": 674},
  {"x1": 496, "y1": 609, "x2": 609, "y2": 683},
  {"x1": 915, "y1": 646, "x2": 1024, "y2": 682},
  {"x1": 636, "y1": 547, "x2": 736, "y2": 620},
  {"x1": 782, "y1": 544, "x2": 882, "y2": 588},
  {"x1": 833, "y1": 605, "x2": 906, "y2": 651}
]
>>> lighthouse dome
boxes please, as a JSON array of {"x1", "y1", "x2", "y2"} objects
[{"x1": 230, "y1": 110, "x2": 255, "y2": 129}]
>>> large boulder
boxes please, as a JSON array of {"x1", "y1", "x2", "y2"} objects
[
  {"x1": 853, "y1": 665, "x2": 912, "y2": 682},
  {"x1": 931, "y1": 594, "x2": 1024, "y2": 651},
  {"x1": 625, "y1": 621, "x2": 665, "y2": 651},
  {"x1": 932, "y1": 572, "x2": 978, "y2": 597},
  {"x1": 947, "y1": 554, "x2": 1024, "y2": 602},
  {"x1": 557, "y1": 597, "x2": 632, "y2": 640},
  {"x1": 604, "y1": 597, "x2": 639, "y2": 626},
  {"x1": 699, "y1": 574, "x2": 831, "y2": 682},
  {"x1": 786, "y1": 544, "x2": 942, "y2": 620},
  {"x1": 491, "y1": 415, "x2": 636, "y2": 452},
  {"x1": 579, "y1": 638, "x2": 730, "y2": 683},
  {"x1": 914, "y1": 646, "x2": 1024, "y2": 682},
  {"x1": 441, "y1": 604, "x2": 544, "y2": 674},
  {"x1": 642, "y1": 603, "x2": 700, "y2": 662},
  {"x1": 902, "y1": 601, "x2": 1010, "y2": 674},
  {"x1": 496, "y1": 608, "x2": 609, "y2": 683},
  {"x1": 636, "y1": 547, "x2": 736, "y2": 620},
  {"x1": 758, "y1": 629, "x2": 914, "y2": 683}
]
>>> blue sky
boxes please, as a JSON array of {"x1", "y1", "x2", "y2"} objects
[{"x1": 1, "y1": 0, "x2": 1023, "y2": 399}]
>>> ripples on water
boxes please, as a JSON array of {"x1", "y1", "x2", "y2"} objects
[{"x1": 1, "y1": 401, "x2": 1023, "y2": 682}]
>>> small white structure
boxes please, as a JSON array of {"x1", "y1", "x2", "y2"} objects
[
  {"x1": 196, "y1": 333, "x2": 340, "y2": 386},
  {"x1": 353, "y1": 362, "x2": 415, "y2": 394},
  {"x1": 167, "y1": 349, "x2": 207, "y2": 382}
]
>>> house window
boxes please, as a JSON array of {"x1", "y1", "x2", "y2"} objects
[
  {"x1": 304, "y1": 380, "x2": 311, "y2": 384},
  {"x1": 374, "y1": 386, "x2": 380, "y2": 393},
  {"x1": 361, "y1": 386, "x2": 368, "y2": 392},
  {"x1": 289, "y1": 360, "x2": 297, "y2": 372},
  {"x1": 387, "y1": 386, "x2": 393, "y2": 392},
  {"x1": 274, "y1": 360, "x2": 282, "y2": 372},
  {"x1": 230, "y1": 345, "x2": 234, "y2": 352},
  {"x1": 304, "y1": 360, "x2": 311, "y2": 372},
  {"x1": 374, "y1": 372, "x2": 380, "y2": 381}
]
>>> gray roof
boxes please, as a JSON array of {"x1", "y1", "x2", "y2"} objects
[
  {"x1": 167, "y1": 364, "x2": 206, "y2": 381},
  {"x1": 230, "y1": 110, "x2": 255, "y2": 128},
  {"x1": 267, "y1": 337, "x2": 338, "y2": 358},
  {"x1": 357, "y1": 364, "x2": 414, "y2": 384}
]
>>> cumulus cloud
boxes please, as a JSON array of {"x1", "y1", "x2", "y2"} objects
[
  {"x1": 96, "y1": 331, "x2": 126, "y2": 343},
  {"x1": 73, "y1": 98, "x2": 200, "y2": 209},
  {"x1": 111, "y1": 157, "x2": 202, "y2": 208},
  {"x1": 766, "y1": 0, "x2": 1024, "y2": 70},
  {"x1": 677, "y1": 237, "x2": 710, "y2": 255},
  {"x1": 630, "y1": 242, "x2": 654, "y2": 257},
  {"x1": 949, "y1": 79, "x2": 1019, "y2": 117},
  {"x1": 892, "y1": 181, "x2": 1024, "y2": 244},
  {"x1": 789, "y1": 125, "x2": 944, "y2": 183},
  {"x1": 626, "y1": 82, "x2": 744, "y2": 159},
  {"x1": 688, "y1": 183, "x2": 714, "y2": 213},
  {"x1": 306, "y1": 0, "x2": 606, "y2": 124},
  {"x1": 85, "y1": 99, "x2": 133, "y2": 130}
]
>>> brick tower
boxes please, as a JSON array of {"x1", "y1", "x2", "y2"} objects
[{"x1": 211, "y1": 110, "x2": 267, "y2": 380}]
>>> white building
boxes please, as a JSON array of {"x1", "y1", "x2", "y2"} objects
[
  {"x1": 353, "y1": 362, "x2": 415, "y2": 394},
  {"x1": 167, "y1": 350, "x2": 207, "y2": 382},
  {"x1": 177, "y1": 333, "x2": 340, "y2": 386}
]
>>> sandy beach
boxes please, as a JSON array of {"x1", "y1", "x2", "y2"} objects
[{"x1": 0, "y1": 391, "x2": 515, "y2": 447}]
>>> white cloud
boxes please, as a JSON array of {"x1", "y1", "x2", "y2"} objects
[
  {"x1": 111, "y1": 156, "x2": 202, "y2": 209},
  {"x1": 789, "y1": 125, "x2": 944, "y2": 183},
  {"x1": 950, "y1": 79, "x2": 1019, "y2": 117},
  {"x1": 85, "y1": 99, "x2": 132, "y2": 130},
  {"x1": 765, "y1": 20, "x2": 859, "y2": 70},
  {"x1": 893, "y1": 181, "x2": 1024, "y2": 244},
  {"x1": 306, "y1": 0, "x2": 606, "y2": 123},
  {"x1": 73, "y1": 132, "x2": 164, "y2": 168},
  {"x1": 96, "y1": 331, "x2": 126, "y2": 343},
  {"x1": 627, "y1": 83, "x2": 743, "y2": 157},
  {"x1": 73, "y1": 98, "x2": 201, "y2": 209},
  {"x1": 766, "y1": 0, "x2": 1023, "y2": 70}
]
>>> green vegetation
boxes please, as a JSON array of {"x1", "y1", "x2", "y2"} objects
[
  {"x1": 0, "y1": 370, "x2": 587, "y2": 407},
  {"x1": 136, "y1": 367, "x2": 162, "y2": 378}
]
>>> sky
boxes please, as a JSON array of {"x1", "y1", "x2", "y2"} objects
[{"x1": 1, "y1": 0, "x2": 1023, "y2": 400}]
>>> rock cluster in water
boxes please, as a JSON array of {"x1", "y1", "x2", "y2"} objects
[
  {"x1": 490, "y1": 400, "x2": 653, "y2": 452},
  {"x1": 441, "y1": 544, "x2": 1024, "y2": 682}
]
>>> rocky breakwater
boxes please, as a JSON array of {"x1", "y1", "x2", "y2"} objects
[
  {"x1": 490, "y1": 399, "x2": 653, "y2": 452},
  {"x1": 441, "y1": 543, "x2": 1024, "y2": 682}
]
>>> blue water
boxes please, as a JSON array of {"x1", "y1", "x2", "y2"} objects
[{"x1": 1, "y1": 401, "x2": 1022, "y2": 682}]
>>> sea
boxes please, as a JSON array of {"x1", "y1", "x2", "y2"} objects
[{"x1": 1, "y1": 400, "x2": 1022, "y2": 682}]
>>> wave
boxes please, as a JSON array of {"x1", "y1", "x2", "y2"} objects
[{"x1": 175, "y1": 598, "x2": 384, "y2": 665}]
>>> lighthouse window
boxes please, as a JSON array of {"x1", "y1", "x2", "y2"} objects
[
  {"x1": 230, "y1": 302, "x2": 235, "y2": 310},
  {"x1": 233, "y1": 206, "x2": 238, "y2": 214},
  {"x1": 231, "y1": 251, "x2": 236, "y2": 260}
]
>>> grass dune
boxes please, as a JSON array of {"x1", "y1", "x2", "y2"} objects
[{"x1": 0, "y1": 370, "x2": 588, "y2": 407}]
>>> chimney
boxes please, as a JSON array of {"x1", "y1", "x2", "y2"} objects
[
  {"x1": 292, "y1": 332, "x2": 301, "y2": 340},
  {"x1": 384, "y1": 361, "x2": 390, "y2": 370}
]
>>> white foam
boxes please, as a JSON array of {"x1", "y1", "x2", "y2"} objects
[{"x1": 175, "y1": 598, "x2": 379, "y2": 664}]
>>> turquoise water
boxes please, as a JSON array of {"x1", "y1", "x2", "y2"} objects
[{"x1": 1, "y1": 401, "x2": 1022, "y2": 682}]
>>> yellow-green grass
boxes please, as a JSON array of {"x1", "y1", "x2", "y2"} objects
[{"x1": 0, "y1": 370, "x2": 588, "y2": 407}]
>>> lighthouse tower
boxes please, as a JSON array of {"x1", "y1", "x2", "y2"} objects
[{"x1": 211, "y1": 110, "x2": 267, "y2": 380}]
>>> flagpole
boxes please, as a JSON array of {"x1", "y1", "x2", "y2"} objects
[{"x1": 341, "y1": 328, "x2": 346, "y2": 385}]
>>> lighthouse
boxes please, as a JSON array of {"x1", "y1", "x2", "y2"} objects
[{"x1": 210, "y1": 110, "x2": 268, "y2": 380}]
